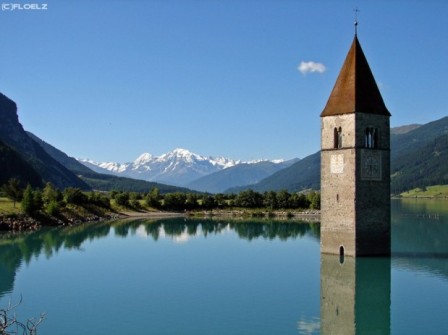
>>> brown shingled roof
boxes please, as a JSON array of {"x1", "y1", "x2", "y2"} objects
[{"x1": 320, "y1": 35, "x2": 390, "y2": 117}]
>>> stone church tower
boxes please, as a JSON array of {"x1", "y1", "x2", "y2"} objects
[{"x1": 320, "y1": 33, "x2": 391, "y2": 257}]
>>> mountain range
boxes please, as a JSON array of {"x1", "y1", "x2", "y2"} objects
[
  {"x1": 79, "y1": 150, "x2": 295, "y2": 190},
  {"x1": 80, "y1": 149, "x2": 245, "y2": 185},
  {"x1": 27, "y1": 132, "x2": 193, "y2": 194},
  {"x1": 1, "y1": 91, "x2": 447, "y2": 195},
  {"x1": 80, "y1": 116, "x2": 448, "y2": 195},
  {"x1": 0, "y1": 93, "x2": 191, "y2": 193}
]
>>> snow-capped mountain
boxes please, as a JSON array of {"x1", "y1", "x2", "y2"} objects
[{"x1": 78, "y1": 148, "x2": 283, "y2": 187}]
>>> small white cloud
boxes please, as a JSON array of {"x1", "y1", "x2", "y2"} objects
[
  {"x1": 297, "y1": 317, "x2": 320, "y2": 334},
  {"x1": 298, "y1": 61, "x2": 326, "y2": 75}
]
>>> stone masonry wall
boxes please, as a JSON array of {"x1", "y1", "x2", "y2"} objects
[{"x1": 321, "y1": 113, "x2": 391, "y2": 256}]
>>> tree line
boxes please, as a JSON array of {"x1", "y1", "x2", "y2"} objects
[
  {"x1": 112, "y1": 188, "x2": 320, "y2": 211},
  {"x1": 1, "y1": 178, "x2": 320, "y2": 217},
  {"x1": 1, "y1": 178, "x2": 111, "y2": 217}
]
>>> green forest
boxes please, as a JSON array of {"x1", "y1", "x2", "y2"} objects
[{"x1": 0, "y1": 178, "x2": 320, "y2": 227}]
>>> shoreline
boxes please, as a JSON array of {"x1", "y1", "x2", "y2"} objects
[
  {"x1": 3, "y1": 197, "x2": 446, "y2": 232},
  {"x1": 187, "y1": 209, "x2": 321, "y2": 222},
  {"x1": 0, "y1": 209, "x2": 320, "y2": 232},
  {"x1": 393, "y1": 196, "x2": 448, "y2": 199},
  {"x1": 0, "y1": 210, "x2": 186, "y2": 232},
  {"x1": 118, "y1": 210, "x2": 186, "y2": 218}
]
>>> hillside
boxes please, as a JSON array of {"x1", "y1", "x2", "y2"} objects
[
  {"x1": 0, "y1": 140, "x2": 42, "y2": 187},
  {"x1": 187, "y1": 160, "x2": 296, "y2": 193},
  {"x1": 391, "y1": 116, "x2": 448, "y2": 160},
  {"x1": 0, "y1": 93, "x2": 89, "y2": 190},
  {"x1": 228, "y1": 117, "x2": 448, "y2": 193},
  {"x1": 28, "y1": 132, "x2": 193, "y2": 194},
  {"x1": 390, "y1": 124, "x2": 421, "y2": 135},
  {"x1": 0, "y1": 93, "x2": 191, "y2": 193},
  {"x1": 79, "y1": 172, "x2": 193, "y2": 193},
  {"x1": 27, "y1": 131, "x2": 94, "y2": 175},
  {"x1": 391, "y1": 133, "x2": 448, "y2": 193},
  {"x1": 390, "y1": 116, "x2": 448, "y2": 193},
  {"x1": 227, "y1": 152, "x2": 320, "y2": 193}
]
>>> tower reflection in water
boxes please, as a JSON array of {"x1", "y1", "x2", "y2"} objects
[{"x1": 320, "y1": 254, "x2": 391, "y2": 335}]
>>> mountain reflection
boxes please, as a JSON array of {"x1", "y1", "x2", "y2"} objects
[{"x1": 0, "y1": 218, "x2": 319, "y2": 299}]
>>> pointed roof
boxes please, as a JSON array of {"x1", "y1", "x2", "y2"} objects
[{"x1": 321, "y1": 35, "x2": 390, "y2": 117}]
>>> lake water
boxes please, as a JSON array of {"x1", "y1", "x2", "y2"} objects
[{"x1": 1, "y1": 199, "x2": 447, "y2": 334}]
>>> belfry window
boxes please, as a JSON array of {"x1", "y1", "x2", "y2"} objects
[
  {"x1": 334, "y1": 127, "x2": 342, "y2": 149},
  {"x1": 365, "y1": 127, "x2": 378, "y2": 149}
]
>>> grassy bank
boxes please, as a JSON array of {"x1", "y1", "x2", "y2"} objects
[
  {"x1": 0, "y1": 196, "x2": 183, "y2": 231},
  {"x1": 0, "y1": 197, "x2": 21, "y2": 215},
  {"x1": 400, "y1": 185, "x2": 448, "y2": 198}
]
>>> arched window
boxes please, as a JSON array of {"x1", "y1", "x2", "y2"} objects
[
  {"x1": 334, "y1": 127, "x2": 342, "y2": 149},
  {"x1": 338, "y1": 127, "x2": 342, "y2": 149},
  {"x1": 365, "y1": 127, "x2": 379, "y2": 149},
  {"x1": 373, "y1": 128, "x2": 379, "y2": 148},
  {"x1": 334, "y1": 128, "x2": 338, "y2": 149},
  {"x1": 365, "y1": 128, "x2": 370, "y2": 147}
]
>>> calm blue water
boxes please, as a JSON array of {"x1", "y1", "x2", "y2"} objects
[{"x1": 0, "y1": 199, "x2": 447, "y2": 334}]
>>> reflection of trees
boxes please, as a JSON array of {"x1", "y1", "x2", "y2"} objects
[
  {"x1": 0, "y1": 218, "x2": 319, "y2": 274},
  {"x1": 123, "y1": 218, "x2": 320, "y2": 242},
  {"x1": 0, "y1": 218, "x2": 319, "y2": 299},
  {"x1": 114, "y1": 223, "x2": 131, "y2": 237},
  {"x1": 229, "y1": 220, "x2": 316, "y2": 241},
  {"x1": 0, "y1": 259, "x2": 17, "y2": 299},
  {"x1": 0, "y1": 223, "x2": 112, "y2": 299}
]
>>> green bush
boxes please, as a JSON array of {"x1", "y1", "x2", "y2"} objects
[
  {"x1": 88, "y1": 191, "x2": 111, "y2": 209},
  {"x1": 64, "y1": 188, "x2": 88, "y2": 205},
  {"x1": 115, "y1": 192, "x2": 130, "y2": 207},
  {"x1": 130, "y1": 199, "x2": 141, "y2": 209},
  {"x1": 46, "y1": 200, "x2": 60, "y2": 216},
  {"x1": 42, "y1": 182, "x2": 61, "y2": 205},
  {"x1": 145, "y1": 188, "x2": 161, "y2": 209},
  {"x1": 21, "y1": 185, "x2": 42, "y2": 215}
]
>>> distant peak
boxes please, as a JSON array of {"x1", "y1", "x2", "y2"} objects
[
  {"x1": 162, "y1": 148, "x2": 206, "y2": 162},
  {"x1": 171, "y1": 148, "x2": 194, "y2": 156},
  {"x1": 134, "y1": 152, "x2": 153, "y2": 164}
]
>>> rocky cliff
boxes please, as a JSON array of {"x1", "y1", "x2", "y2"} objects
[{"x1": 0, "y1": 93, "x2": 89, "y2": 190}]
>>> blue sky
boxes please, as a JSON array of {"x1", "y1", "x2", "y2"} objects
[{"x1": 1, "y1": 0, "x2": 447, "y2": 163}]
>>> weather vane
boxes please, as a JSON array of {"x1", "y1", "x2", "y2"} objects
[{"x1": 354, "y1": 7, "x2": 360, "y2": 35}]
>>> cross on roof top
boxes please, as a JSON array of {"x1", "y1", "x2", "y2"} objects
[{"x1": 354, "y1": 7, "x2": 360, "y2": 35}]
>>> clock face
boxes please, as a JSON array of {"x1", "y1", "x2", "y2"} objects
[
  {"x1": 361, "y1": 150, "x2": 382, "y2": 180},
  {"x1": 330, "y1": 154, "x2": 344, "y2": 174}
]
